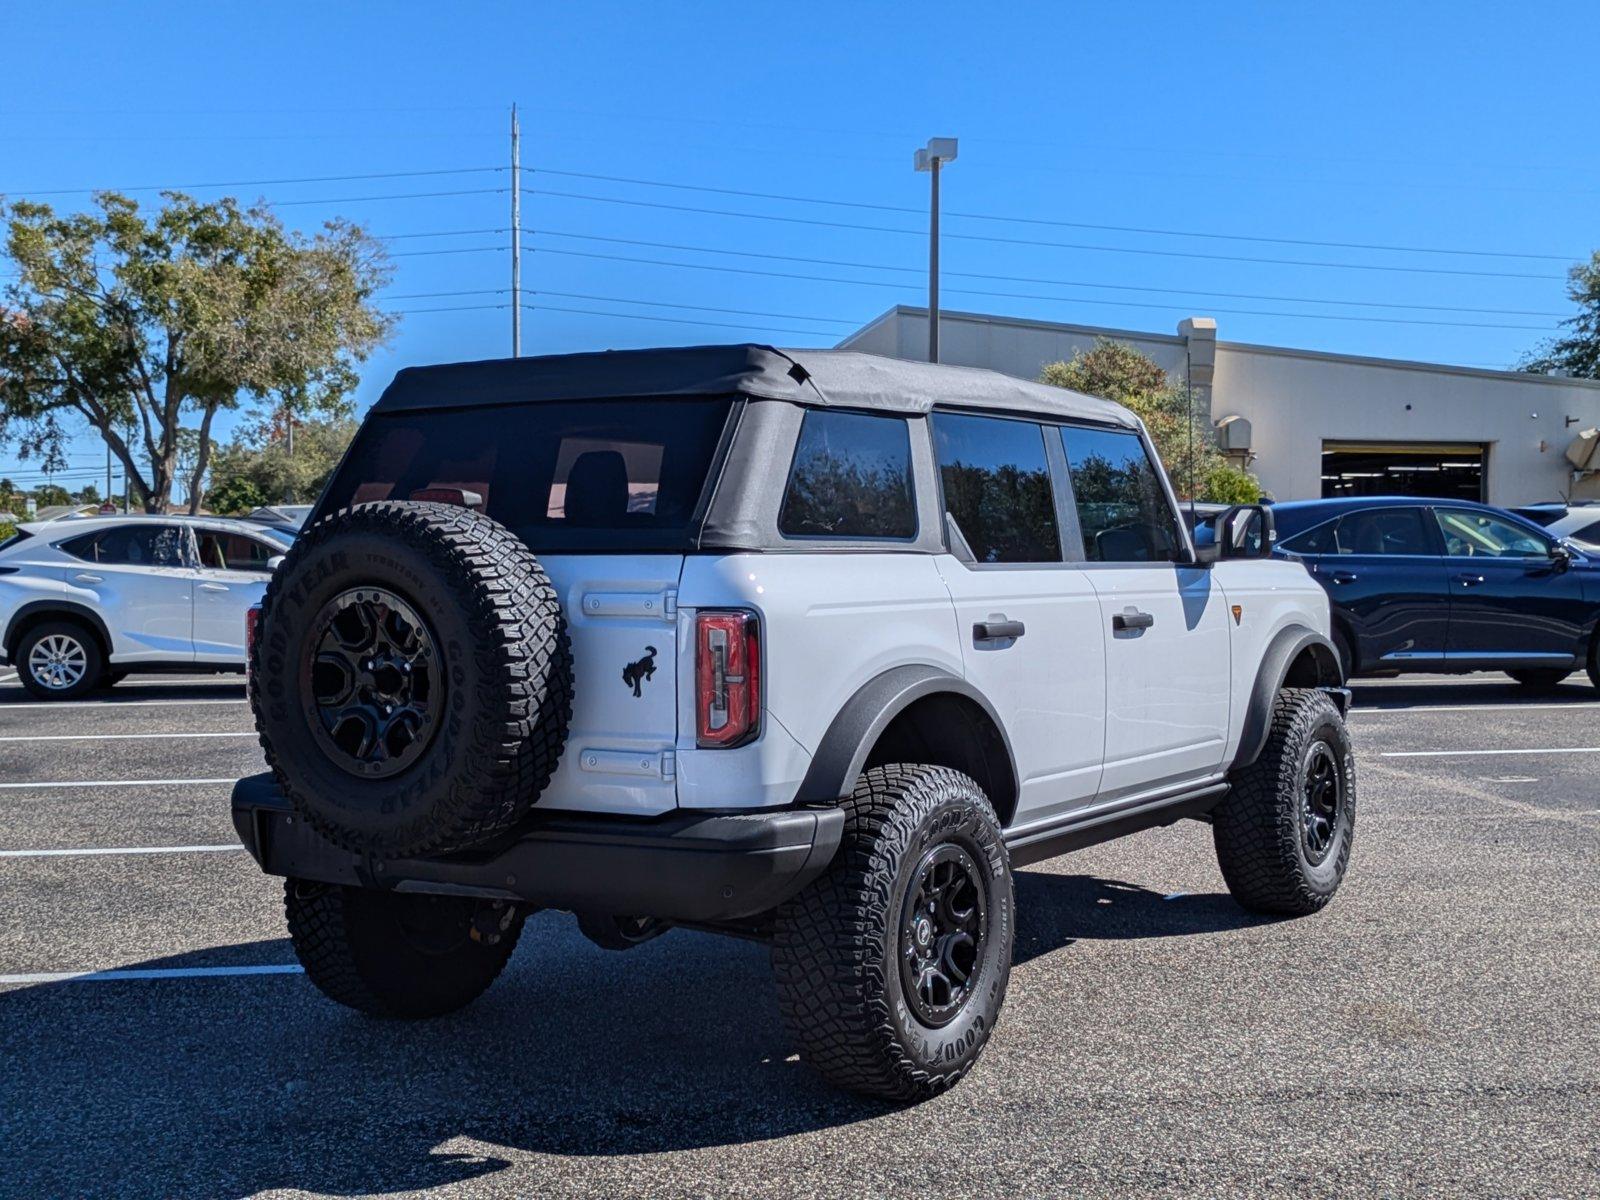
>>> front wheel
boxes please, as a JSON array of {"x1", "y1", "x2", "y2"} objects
[
  {"x1": 285, "y1": 881, "x2": 525, "y2": 1018},
  {"x1": 1215, "y1": 689, "x2": 1355, "y2": 916},
  {"x1": 772, "y1": 765, "x2": 1014, "y2": 1102},
  {"x1": 15, "y1": 622, "x2": 105, "y2": 700}
]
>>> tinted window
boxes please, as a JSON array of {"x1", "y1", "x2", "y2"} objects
[
  {"x1": 1332, "y1": 508, "x2": 1432, "y2": 556},
  {"x1": 1434, "y1": 509, "x2": 1550, "y2": 558},
  {"x1": 0, "y1": 528, "x2": 31, "y2": 553},
  {"x1": 320, "y1": 399, "x2": 732, "y2": 552},
  {"x1": 196, "y1": 530, "x2": 278, "y2": 571},
  {"x1": 1282, "y1": 519, "x2": 1336, "y2": 556},
  {"x1": 71, "y1": 524, "x2": 186, "y2": 567},
  {"x1": 931, "y1": 413, "x2": 1060, "y2": 563},
  {"x1": 1059, "y1": 426, "x2": 1181, "y2": 563},
  {"x1": 1569, "y1": 519, "x2": 1600, "y2": 547},
  {"x1": 778, "y1": 410, "x2": 916, "y2": 539}
]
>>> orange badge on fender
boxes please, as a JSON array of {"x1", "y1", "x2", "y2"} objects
[{"x1": 1231, "y1": 605, "x2": 1243, "y2": 625}]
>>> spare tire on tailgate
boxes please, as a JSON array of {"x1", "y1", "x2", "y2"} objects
[{"x1": 251, "y1": 501, "x2": 573, "y2": 859}]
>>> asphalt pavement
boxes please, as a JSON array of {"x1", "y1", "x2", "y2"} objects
[{"x1": 1, "y1": 672, "x2": 1597, "y2": 1198}]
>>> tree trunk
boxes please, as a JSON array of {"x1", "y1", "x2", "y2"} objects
[{"x1": 185, "y1": 402, "x2": 219, "y2": 515}]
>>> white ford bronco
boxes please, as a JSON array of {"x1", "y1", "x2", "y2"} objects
[{"x1": 236, "y1": 345, "x2": 1354, "y2": 1101}]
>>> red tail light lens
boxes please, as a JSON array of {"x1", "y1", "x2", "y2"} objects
[
  {"x1": 695, "y1": 610, "x2": 760, "y2": 748},
  {"x1": 245, "y1": 604, "x2": 262, "y2": 671}
]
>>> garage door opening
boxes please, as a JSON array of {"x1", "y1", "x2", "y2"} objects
[{"x1": 1321, "y1": 442, "x2": 1484, "y2": 500}]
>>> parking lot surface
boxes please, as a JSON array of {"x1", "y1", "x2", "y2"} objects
[{"x1": 2, "y1": 673, "x2": 1597, "y2": 1198}]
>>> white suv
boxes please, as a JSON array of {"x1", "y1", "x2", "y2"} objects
[
  {"x1": 236, "y1": 346, "x2": 1354, "y2": 1101},
  {"x1": 0, "y1": 514, "x2": 292, "y2": 699}
]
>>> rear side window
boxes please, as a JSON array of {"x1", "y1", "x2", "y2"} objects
[
  {"x1": 0, "y1": 528, "x2": 30, "y2": 553},
  {"x1": 931, "y1": 412, "x2": 1061, "y2": 563},
  {"x1": 1281, "y1": 520, "x2": 1335, "y2": 555},
  {"x1": 196, "y1": 530, "x2": 279, "y2": 571},
  {"x1": 1059, "y1": 426, "x2": 1182, "y2": 563},
  {"x1": 1333, "y1": 508, "x2": 1432, "y2": 556},
  {"x1": 64, "y1": 524, "x2": 186, "y2": 567},
  {"x1": 778, "y1": 410, "x2": 916, "y2": 539},
  {"x1": 320, "y1": 399, "x2": 733, "y2": 552}
]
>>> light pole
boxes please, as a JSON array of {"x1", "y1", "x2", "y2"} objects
[{"x1": 914, "y1": 137, "x2": 957, "y2": 363}]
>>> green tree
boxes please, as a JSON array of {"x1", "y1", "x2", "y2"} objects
[
  {"x1": 75, "y1": 482, "x2": 101, "y2": 506},
  {"x1": 1040, "y1": 337, "x2": 1261, "y2": 503},
  {"x1": 1521, "y1": 250, "x2": 1600, "y2": 379},
  {"x1": 33, "y1": 482, "x2": 71, "y2": 507},
  {"x1": 0, "y1": 191, "x2": 393, "y2": 514},
  {"x1": 205, "y1": 413, "x2": 358, "y2": 513}
]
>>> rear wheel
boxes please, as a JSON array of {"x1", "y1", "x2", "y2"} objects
[
  {"x1": 15, "y1": 621, "x2": 104, "y2": 700},
  {"x1": 285, "y1": 880, "x2": 524, "y2": 1018},
  {"x1": 772, "y1": 765, "x2": 1014, "y2": 1102},
  {"x1": 1507, "y1": 668, "x2": 1571, "y2": 690}
]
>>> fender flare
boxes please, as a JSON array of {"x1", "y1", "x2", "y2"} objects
[
  {"x1": 793, "y1": 664, "x2": 1018, "y2": 805},
  {"x1": 3, "y1": 599, "x2": 115, "y2": 662},
  {"x1": 1231, "y1": 624, "x2": 1345, "y2": 771}
]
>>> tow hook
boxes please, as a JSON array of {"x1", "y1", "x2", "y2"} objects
[{"x1": 469, "y1": 899, "x2": 517, "y2": 945}]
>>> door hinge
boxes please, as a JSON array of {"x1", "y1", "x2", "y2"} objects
[
  {"x1": 577, "y1": 747, "x2": 677, "y2": 782},
  {"x1": 580, "y1": 588, "x2": 678, "y2": 622}
]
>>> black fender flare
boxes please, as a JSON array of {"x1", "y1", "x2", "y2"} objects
[
  {"x1": 3, "y1": 599, "x2": 115, "y2": 662},
  {"x1": 1231, "y1": 625, "x2": 1346, "y2": 771},
  {"x1": 793, "y1": 664, "x2": 1018, "y2": 805}
]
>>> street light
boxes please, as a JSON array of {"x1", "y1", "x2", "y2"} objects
[{"x1": 914, "y1": 137, "x2": 957, "y2": 363}]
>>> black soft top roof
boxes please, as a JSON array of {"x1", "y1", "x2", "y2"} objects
[{"x1": 370, "y1": 344, "x2": 1139, "y2": 430}]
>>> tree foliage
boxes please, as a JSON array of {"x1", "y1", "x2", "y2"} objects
[
  {"x1": 1521, "y1": 250, "x2": 1600, "y2": 379},
  {"x1": 1040, "y1": 337, "x2": 1262, "y2": 503},
  {"x1": 206, "y1": 413, "x2": 358, "y2": 514},
  {"x1": 0, "y1": 191, "x2": 393, "y2": 513}
]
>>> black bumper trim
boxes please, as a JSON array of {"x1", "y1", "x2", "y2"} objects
[{"x1": 231, "y1": 773, "x2": 843, "y2": 923}]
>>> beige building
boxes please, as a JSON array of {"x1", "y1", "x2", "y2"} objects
[{"x1": 837, "y1": 306, "x2": 1600, "y2": 506}]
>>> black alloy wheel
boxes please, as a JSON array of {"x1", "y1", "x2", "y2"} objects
[
  {"x1": 1299, "y1": 740, "x2": 1342, "y2": 866},
  {"x1": 306, "y1": 587, "x2": 441, "y2": 778},
  {"x1": 899, "y1": 843, "x2": 989, "y2": 1028}
]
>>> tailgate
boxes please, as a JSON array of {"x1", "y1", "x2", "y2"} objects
[{"x1": 536, "y1": 554, "x2": 685, "y2": 815}]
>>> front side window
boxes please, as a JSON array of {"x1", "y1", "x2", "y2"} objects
[
  {"x1": 196, "y1": 530, "x2": 278, "y2": 572},
  {"x1": 1332, "y1": 508, "x2": 1432, "y2": 556},
  {"x1": 1059, "y1": 426, "x2": 1182, "y2": 563},
  {"x1": 1434, "y1": 509, "x2": 1550, "y2": 559},
  {"x1": 778, "y1": 409, "x2": 916, "y2": 539},
  {"x1": 931, "y1": 412, "x2": 1060, "y2": 564},
  {"x1": 70, "y1": 524, "x2": 186, "y2": 567}
]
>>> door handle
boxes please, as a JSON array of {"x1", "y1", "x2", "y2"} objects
[
  {"x1": 1455, "y1": 574, "x2": 1485, "y2": 588},
  {"x1": 1330, "y1": 570, "x2": 1359, "y2": 584},
  {"x1": 973, "y1": 619, "x2": 1026, "y2": 642},
  {"x1": 1112, "y1": 607, "x2": 1155, "y2": 632},
  {"x1": 71, "y1": 572, "x2": 103, "y2": 584},
  {"x1": 199, "y1": 582, "x2": 230, "y2": 593}
]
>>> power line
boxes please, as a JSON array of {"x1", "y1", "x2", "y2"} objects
[
  {"x1": 272, "y1": 187, "x2": 504, "y2": 207},
  {"x1": 390, "y1": 244, "x2": 508, "y2": 258},
  {"x1": 520, "y1": 302, "x2": 839, "y2": 340},
  {"x1": 528, "y1": 228, "x2": 1569, "y2": 318},
  {"x1": 375, "y1": 228, "x2": 506, "y2": 241},
  {"x1": 527, "y1": 243, "x2": 1552, "y2": 331},
  {"x1": 524, "y1": 188, "x2": 1568, "y2": 281},
  {"x1": 530, "y1": 167, "x2": 1576, "y2": 263},
  {"x1": 531, "y1": 290, "x2": 854, "y2": 326},
  {"x1": 3, "y1": 166, "x2": 503, "y2": 198}
]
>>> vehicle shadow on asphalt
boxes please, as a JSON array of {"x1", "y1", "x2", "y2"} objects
[
  {"x1": 1348, "y1": 678, "x2": 1596, "y2": 709},
  {"x1": 1, "y1": 875, "x2": 1270, "y2": 1198},
  {"x1": 0, "y1": 679, "x2": 246, "y2": 704}
]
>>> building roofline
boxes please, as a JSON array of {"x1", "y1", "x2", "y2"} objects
[{"x1": 861, "y1": 304, "x2": 1600, "y2": 390}]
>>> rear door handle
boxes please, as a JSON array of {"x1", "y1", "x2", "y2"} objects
[
  {"x1": 71, "y1": 572, "x2": 103, "y2": 584},
  {"x1": 1112, "y1": 607, "x2": 1155, "y2": 631},
  {"x1": 199, "y1": 582, "x2": 230, "y2": 593},
  {"x1": 1455, "y1": 574, "x2": 1485, "y2": 588},
  {"x1": 973, "y1": 619, "x2": 1026, "y2": 642},
  {"x1": 1330, "y1": 570, "x2": 1359, "y2": 584}
]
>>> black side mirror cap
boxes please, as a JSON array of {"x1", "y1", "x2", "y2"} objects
[{"x1": 1215, "y1": 504, "x2": 1277, "y2": 560}]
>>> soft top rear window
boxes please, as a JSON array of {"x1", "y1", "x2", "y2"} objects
[{"x1": 318, "y1": 398, "x2": 735, "y2": 551}]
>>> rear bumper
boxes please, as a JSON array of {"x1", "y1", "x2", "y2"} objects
[{"x1": 230, "y1": 773, "x2": 844, "y2": 923}]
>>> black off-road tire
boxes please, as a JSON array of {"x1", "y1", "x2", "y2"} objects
[
  {"x1": 772, "y1": 765, "x2": 1014, "y2": 1103},
  {"x1": 15, "y1": 620, "x2": 105, "y2": 700},
  {"x1": 252, "y1": 501, "x2": 573, "y2": 859},
  {"x1": 1332, "y1": 627, "x2": 1355, "y2": 683},
  {"x1": 1507, "y1": 668, "x2": 1572, "y2": 690},
  {"x1": 285, "y1": 880, "x2": 524, "y2": 1018},
  {"x1": 1215, "y1": 688, "x2": 1355, "y2": 916},
  {"x1": 1588, "y1": 638, "x2": 1600, "y2": 692}
]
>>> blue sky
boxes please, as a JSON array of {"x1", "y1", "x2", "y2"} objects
[{"x1": 3, "y1": 0, "x2": 1597, "y2": 495}]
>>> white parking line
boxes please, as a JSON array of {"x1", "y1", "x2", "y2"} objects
[
  {"x1": 0, "y1": 777, "x2": 238, "y2": 790},
  {"x1": 0, "y1": 844, "x2": 244, "y2": 858},
  {"x1": 1381, "y1": 747, "x2": 1600, "y2": 759},
  {"x1": 0, "y1": 964, "x2": 303, "y2": 985},
  {"x1": 0, "y1": 673, "x2": 17, "y2": 685},
  {"x1": 1356, "y1": 702, "x2": 1597, "y2": 715},
  {"x1": 0, "y1": 698, "x2": 246, "y2": 711},
  {"x1": 0, "y1": 731, "x2": 256, "y2": 744}
]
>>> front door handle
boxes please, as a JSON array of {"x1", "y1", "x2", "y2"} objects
[
  {"x1": 1112, "y1": 607, "x2": 1155, "y2": 632},
  {"x1": 71, "y1": 572, "x2": 103, "y2": 584},
  {"x1": 199, "y1": 582, "x2": 230, "y2": 593},
  {"x1": 1455, "y1": 574, "x2": 1486, "y2": 588},
  {"x1": 973, "y1": 619, "x2": 1026, "y2": 642}
]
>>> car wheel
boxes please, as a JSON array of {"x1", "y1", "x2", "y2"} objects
[
  {"x1": 771, "y1": 764, "x2": 1014, "y2": 1102},
  {"x1": 284, "y1": 879, "x2": 524, "y2": 1018},
  {"x1": 1506, "y1": 668, "x2": 1571, "y2": 690},
  {"x1": 1215, "y1": 688, "x2": 1355, "y2": 916},
  {"x1": 15, "y1": 621, "x2": 105, "y2": 701},
  {"x1": 1332, "y1": 628, "x2": 1355, "y2": 683}
]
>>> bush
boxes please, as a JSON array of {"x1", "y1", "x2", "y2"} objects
[{"x1": 1201, "y1": 462, "x2": 1262, "y2": 504}]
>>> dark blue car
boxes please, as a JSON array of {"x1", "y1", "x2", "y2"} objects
[{"x1": 1269, "y1": 496, "x2": 1600, "y2": 690}]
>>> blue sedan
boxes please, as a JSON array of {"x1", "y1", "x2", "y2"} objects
[{"x1": 1269, "y1": 496, "x2": 1600, "y2": 690}]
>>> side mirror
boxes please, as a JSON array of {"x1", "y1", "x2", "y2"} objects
[
  {"x1": 266, "y1": 555, "x2": 286, "y2": 571},
  {"x1": 1551, "y1": 543, "x2": 1574, "y2": 571},
  {"x1": 1200, "y1": 504, "x2": 1276, "y2": 562}
]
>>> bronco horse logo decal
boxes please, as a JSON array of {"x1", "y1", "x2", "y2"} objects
[{"x1": 622, "y1": 646, "x2": 658, "y2": 697}]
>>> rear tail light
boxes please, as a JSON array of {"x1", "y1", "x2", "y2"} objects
[
  {"x1": 245, "y1": 604, "x2": 262, "y2": 674},
  {"x1": 695, "y1": 610, "x2": 760, "y2": 748}
]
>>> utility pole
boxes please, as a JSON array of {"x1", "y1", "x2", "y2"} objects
[
  {"x1": 105, "y1": 443, "x2": 111, "y2": 504},
  {"x1": 914, "y1": 138, "x2": 958, "y2": 363},
  {"x1": 510, "y1": 102, "x2": 522, "y2": 357}
]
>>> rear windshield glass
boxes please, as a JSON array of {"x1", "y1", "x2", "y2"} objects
[{"x1": 319, "y1": 398, "x2": 734, "y2": 551}]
